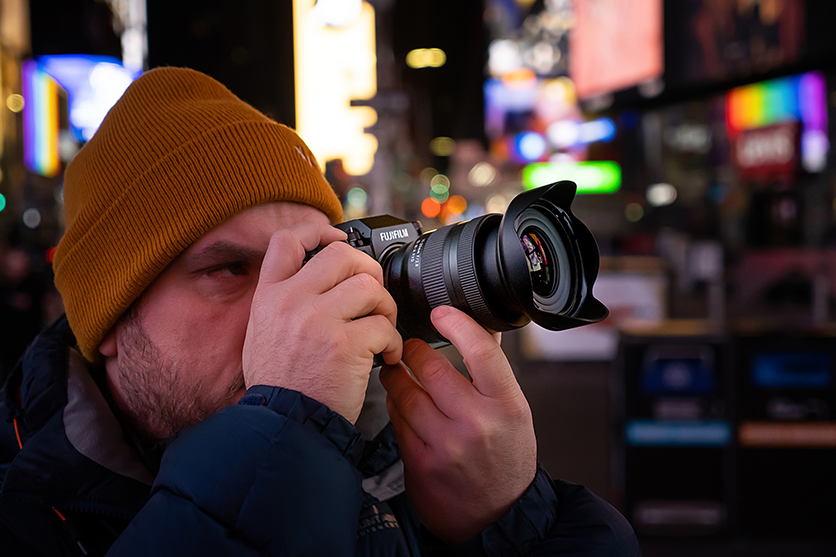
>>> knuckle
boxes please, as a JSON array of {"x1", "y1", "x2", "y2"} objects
[
  {"x1": 269, "y1": 228, "x2": 294, "y2": 245},
  {"x1": 439, "y1": 437, "x2": 468, "y2": 465},
  {"x1": 322, "y1": 241, "x2": 350, "y2": 258},
  {"x1": 362, "y1": 314, "x2": 388, "y2": 337},
  {"x1": 400, "y1": 387, "x2": 425, "y2": 414},
  {"x1": 269, "y1": 287, "x2": 299, "y2": 314},
  {"x1": 464, "y1": 340, "x2": 500, "y2": 367},
  {"x1": 353, "y1": 272, "x2": 381, "y2": 293},
  {"x1": 462, "y1": 414, "x2": 491, "y2": 443},
  {"x1": 417, "y1": 357, "x2": 449, "y2": 386}
]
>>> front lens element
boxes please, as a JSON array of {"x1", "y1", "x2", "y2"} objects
[{"x1": 520, "y1": 229, "x2": 554, "y2": 297}]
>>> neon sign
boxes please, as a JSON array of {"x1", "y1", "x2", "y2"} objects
[
  {"x1": 22, "y1": 60, "x2": 61, "y2": 177},
  {"x1": 522, "y1": 161, "x2": 622, "y2": 193},
  {"x1": 727, "y1": 71, "x2": 828, "y2": 173}
]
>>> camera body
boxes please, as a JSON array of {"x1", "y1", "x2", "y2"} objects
[
  {"x1": 312, "y1": 181, "x2": 608, "y2": 349},
  {"x1": 334, "y1": 215, "x2": 424, "y2": 269}
]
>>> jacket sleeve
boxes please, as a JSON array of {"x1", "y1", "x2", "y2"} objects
[
  {"x1": 106, "y1": 387, "x2": 366, "y2": 557},
  {"x1": 417, "y1": 465, "x2": 642, "y2": 557}
]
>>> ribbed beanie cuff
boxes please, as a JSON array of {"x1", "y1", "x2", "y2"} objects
[{"x1": 53, "y1": 67, "x2": 343, "y2": 362}]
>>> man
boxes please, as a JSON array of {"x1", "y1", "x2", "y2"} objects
[{"x1": 0, "y1": 67, "x2": 641, "y2": 555}]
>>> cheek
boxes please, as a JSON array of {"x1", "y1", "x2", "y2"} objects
[{"x1": 144, "y1": 287, "x2": 255, "y2": 361}]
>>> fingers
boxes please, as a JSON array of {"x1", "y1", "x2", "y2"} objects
[
  {"x1": 380, "y1": 362, "x2": 450, "y2": 439},
  {"x1": 316, "y1": 273, "x2": 397, "y2": 327},
  {"x1": 385, "y1": 393, "x2": 427, "y2": 458},
  {"x1": 259, "y1": 224, "x2": 347, "y2": 284},
  {"x1": 314, "y1": 262, "x2": 401, "y2": 363},
  {"x1": 395, "y1": 338, "x2": 474, "y2": 419},
  {"x1": 430, "y1": 306, "x2": 518, "y2": 399},
  {"x1": 298, "y1": 242, "x2": 384, "y2": 294},
  {"x1": 345, "y1": 315, "x2": 403, "y2": 365}
]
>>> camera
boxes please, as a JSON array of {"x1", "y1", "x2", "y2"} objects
[{"x1": 309, "y1": 181, "x2": 608, "y2": 348}]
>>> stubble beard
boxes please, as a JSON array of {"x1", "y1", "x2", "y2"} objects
[{"x1": 113, "y1": 306, "x2": 246, "y2": 444}]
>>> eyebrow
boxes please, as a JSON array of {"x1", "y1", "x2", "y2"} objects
[{"x1": 188, "y1": 241, "x2": 265, "y2": 268}]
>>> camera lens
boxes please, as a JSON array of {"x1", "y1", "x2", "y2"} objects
[
  {"x1": 383, "y1": 201, "x2": 591, "y2": 343},
  {"x1": 339, "y1": 181, "x2": 607, "y2": 349},
  {"x1": 519, "y1": 228, "x2": 554, "y2": 297}
]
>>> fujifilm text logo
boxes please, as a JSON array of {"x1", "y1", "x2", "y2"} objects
[{"x1": 380, "y1": 228, "x2": 410, "y2": 242}]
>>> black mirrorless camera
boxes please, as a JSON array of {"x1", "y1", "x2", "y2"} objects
[{"x1": 309, "y1": 181, "x2": 608, "y2": 348}]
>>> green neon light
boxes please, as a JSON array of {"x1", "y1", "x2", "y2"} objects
[
  {"x1": 522, "y1": 161, "x2": 622, "y2": 193},
  {"x1": 0, "y1": 193, "x2": 6, "y2": 212}
]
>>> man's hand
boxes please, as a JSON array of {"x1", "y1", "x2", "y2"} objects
[
  {"x1": 243, "y1": 226, "x2": 403, "y2": 424},
  {"x1": 379, "y1": 306, "x2": 537, "y2": 545}
]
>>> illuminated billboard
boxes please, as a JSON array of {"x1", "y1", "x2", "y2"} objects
[
  {"x1": 293, "y1": 0, "x2": 378, "y2": 176},
  {"x1": 569, "y1": 0, "x2": 664, "y2": 100}
]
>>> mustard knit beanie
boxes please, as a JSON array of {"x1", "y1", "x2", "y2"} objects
[{"x1": 53, "y1": 67, "x2": 344, "y2": 362}]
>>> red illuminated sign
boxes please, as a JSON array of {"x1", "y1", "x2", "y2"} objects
[{"x1": 733, "y1": 122, "x2": 799, "y2": 181}]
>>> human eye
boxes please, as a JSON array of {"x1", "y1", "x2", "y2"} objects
[{"x1": 205, "y1": 261, "x2": 248, "y2": 278}]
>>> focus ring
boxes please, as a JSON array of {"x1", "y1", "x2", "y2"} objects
[
  {"x1": 422, "y1": 226, "x2": 452, "y2": 309},
  {"x1": 457, "y1": 219, "x2": 496, "y2": 326}
]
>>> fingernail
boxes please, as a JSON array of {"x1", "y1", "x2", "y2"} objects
[{"x1": 431, "y1": 305, "x2": 451, "y2": 319}]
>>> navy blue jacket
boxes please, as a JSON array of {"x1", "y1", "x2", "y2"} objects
[{"x1": 0, "y1": 317, "x2": 641, "y2": 556}]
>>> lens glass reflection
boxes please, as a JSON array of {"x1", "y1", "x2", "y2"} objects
[{"x1": 520, "y1": 229, "x2": 554, "y2": 296}]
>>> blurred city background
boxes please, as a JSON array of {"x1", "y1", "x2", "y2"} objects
[{"x1": 1, "y1": 0, "x2": 836, "y2": 554}]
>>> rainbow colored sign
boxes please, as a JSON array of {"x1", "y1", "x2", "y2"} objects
[
  {"x1": 726, "y1": 71, "x2": 828, "y2": 173},
  {"x1": 727, "y1": 72, "x2": 826, "y2": 132},
  {"x1": 22, "y1": 60, "x2": 61, "y2": 177}
]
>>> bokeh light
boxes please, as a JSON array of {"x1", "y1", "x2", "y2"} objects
[
  {"x1": 6, "y1": 94, "x2": 24, "y2": 112},
  {"x1": 406, "y1": 48, "x2": 446, "y2": 69},
  {"x1": 430, "y1": 174, "x2": 450, "y2": 203},
  {"x1": 430, "y1": 136, "x2": 456, "y2": 156},
  {"x1": 625, "y1": 203, "x2": 644, "y2": 222},
  {"x1": 420, "y1": 167, "x2": 438, "y2": 184},
  {"x1": 516, "y1": 131, "x2": 547, "y2": 161},
  {"x1": 23, "y1": 208, "x2": 42, "y2": 229},
  {"x1": 421, "y1": 197, "x2": 441, "y2": 218},
  {"x1": 347, "y1": 187, "x2": 368, "y2": 208},
  {"x1": 468, "y1": 162, "x2": 497, "y2": 187},
  {"x1": 646, "y1": 183, "x2": 678, "y2": 207},
  {"x1": 446, "y1": 195, "x2": 467, "y2": 215},
  {"x1": 486, "y1": 193, "x2": 510, "y2": 214}
]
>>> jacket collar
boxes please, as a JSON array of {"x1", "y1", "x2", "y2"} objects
[{"x1": 1, "y1": 317, "x2": 152, "y2": 517}]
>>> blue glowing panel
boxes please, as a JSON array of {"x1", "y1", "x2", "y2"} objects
[
  {"x1": 752, "y1": 352, "x2": 832, "y2": 389},
  {"x1": 642, "y1": 357, "x2": 717, "y2": 395},
  {"x1": 625, "y1": 420, "x2": 733, "y2": 447},
  {"x1": 36, "y1": 55, "x2": 141, "y2": 142}
]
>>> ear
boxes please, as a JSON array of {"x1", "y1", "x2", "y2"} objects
[{"x1": 99, "y1": 328, "x2": 118, "y2": 358}]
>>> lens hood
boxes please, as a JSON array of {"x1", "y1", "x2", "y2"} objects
[{"x1": 498, "y1": 180, "x2": 609, "y2": 331}]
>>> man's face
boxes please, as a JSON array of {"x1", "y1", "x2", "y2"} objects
[{"x1": 99, "y1": 201, "x2": 333, "y2": 443}]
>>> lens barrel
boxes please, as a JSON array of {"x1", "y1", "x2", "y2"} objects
[{"x1": 384, "y1": 214, "x2": 527, "y2": 345}]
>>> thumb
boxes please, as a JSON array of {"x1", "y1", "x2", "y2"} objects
[{"x1": 430, "y1": 306, "x2": 519, "y2": 399}]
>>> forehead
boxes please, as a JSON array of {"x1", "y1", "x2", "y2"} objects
[{"x1": 190, "y1": 201, "x2": 330, "y2": 250}]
